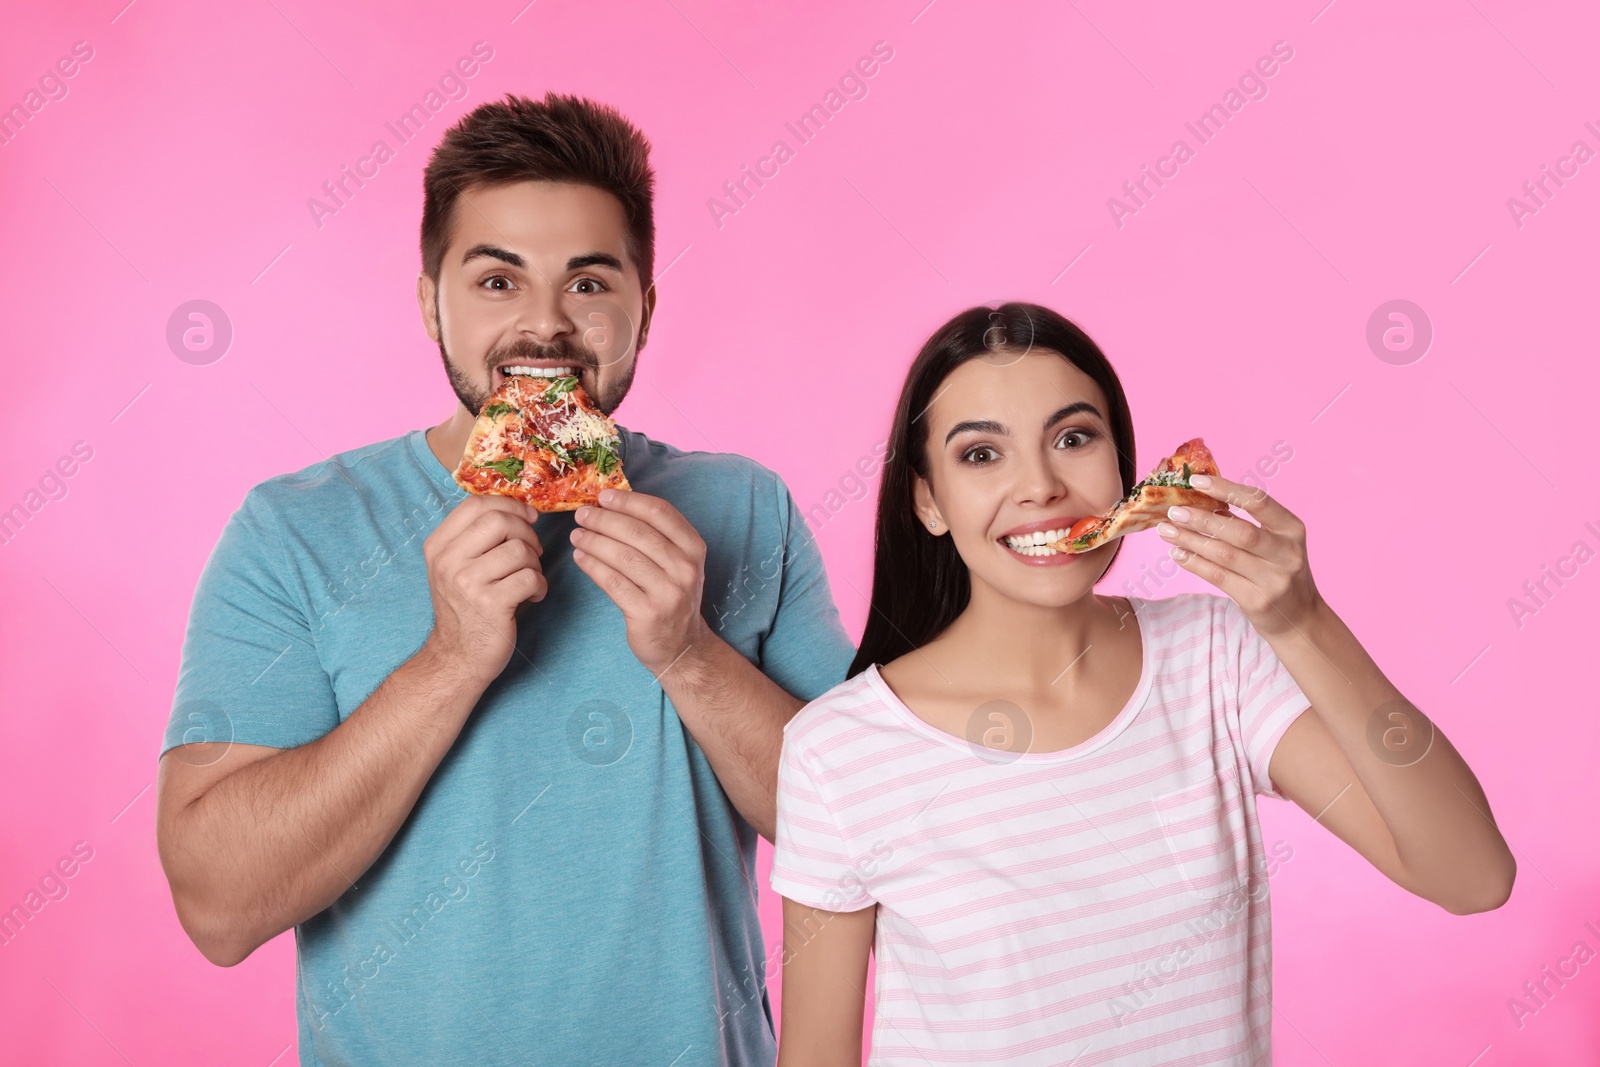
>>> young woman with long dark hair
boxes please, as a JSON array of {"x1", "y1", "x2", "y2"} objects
[{"x1": 769, "y1": 302, "x2": 1514, "y2": 1066}]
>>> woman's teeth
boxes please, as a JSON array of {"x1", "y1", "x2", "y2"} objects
[
  {"x1": 1003, "y1": 528, "x2": 1072, "y2": 553},
  {"x1": 502, "y1": 366, "x2": 579, "y2": 378}
]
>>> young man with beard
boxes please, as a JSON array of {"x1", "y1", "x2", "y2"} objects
[{"x1": 155, "y1": 92, "x2": 854, "y2": 1066}]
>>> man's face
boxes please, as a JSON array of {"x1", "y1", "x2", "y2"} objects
[{"x1": 418, "y1": 180, "x2": 653, "y2": 417}]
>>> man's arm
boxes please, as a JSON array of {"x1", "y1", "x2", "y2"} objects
[
  {"x1": 157, "y1": 495, "x2": 546, "y2": 965},
  {"x1": 658, "y1": 633, "x2": 803, "y2": 841},
  {"x1": 568, "y1": 487, "x2": 801, "y2": 838}
]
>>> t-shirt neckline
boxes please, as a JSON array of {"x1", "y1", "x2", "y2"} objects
[{"x1": 863, "y1": 596, "x2": 1153, "y2": 764}]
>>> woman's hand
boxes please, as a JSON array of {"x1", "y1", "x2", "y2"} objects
[{"x1": 1155, "y1": 474, "x2": 1325, "y2": 639}]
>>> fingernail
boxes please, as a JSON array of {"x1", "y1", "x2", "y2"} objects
[
  {"x1": 1157, "y1": 522, "x2": 1179, "y2": 539},
  {"x1": 1170, "y1": 546, "x2": 1189, "y2": 561},
  {"x1": 575, "y1": 506, "x2": 591, "y2": 521},
  {"x1": 599, "y1": 490, "x2": 614, "y2": 504},
  {"x1": 1167, "y1": 505, "x2": 1191, "y2": 522},
  {"x1": 1190, "y1": 475, "x2": 1212, "y2": 488}
]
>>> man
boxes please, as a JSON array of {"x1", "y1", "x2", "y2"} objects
[{"x1": 155, "y1": 91, "x2": 855, "y2": 1065}]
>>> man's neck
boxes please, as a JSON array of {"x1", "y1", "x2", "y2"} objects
[{"x1": 425, "y1": 406, "x2": 476, "y2": 473}]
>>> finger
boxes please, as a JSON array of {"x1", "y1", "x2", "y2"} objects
[
  {"x1": 1186, "y1": 474, "x2": 1302, "y2": 536},
  {"x1": 570, "y1": 527, "x2": 673, "y2": 599},
  {"x1": 463, "y1": 537, "x2": 546, "y2": 587},
  {"x1": 570, "y1": 542, "x2": 647, "y2": 610},
  {"x1": 589, "y1": 489, "x2": 705, "y2": 561},
  {"x1": 449, "y1": 509, "x2": 543, "y2": 562},
  {"x1": 574, "y1": 502, "x2": 685, "y2": 577},
  {"x1": 1165, "y1": 539, "x2": 1255, "y2": 601},
  {"x1": 1163, "y1": 503, "x2": 1289, "y2": 568},
  {"x1": 1157, "y1": 517, "x2": 1272, "y2": 585},
  {"x1": 432, "y1": 493, "x2": 539, "y2": 543},
  {"x1": 491, "y1": 566, "x2": 547, "y2": 605}
]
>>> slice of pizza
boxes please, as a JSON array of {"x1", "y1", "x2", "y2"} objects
[
  {"x1": 1049, "y1": 437, "x2": 1229, "y2": 554},
  {"x1": 452, "y1": 369, "x2": 630, "y2": 511}
]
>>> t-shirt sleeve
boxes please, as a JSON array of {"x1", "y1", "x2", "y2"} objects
[
  {"x1": 756, "y1": 476, "x2": 858, "y2": 703},
  {"x1": 769, "y1": 724, "x2": 876, "y2": 912},
  {"x1": 160, "y1": 491, "x2": 341, "y2": 758},
  {"x1": 1223, "y1": 597, "x2": 1313, "y2": 800}
]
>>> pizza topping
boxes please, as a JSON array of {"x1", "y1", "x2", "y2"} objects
[
  {"x1": 482, "y1": 402, "x2": 520, "y2": 420},
  {"x1": 541, "y1": 375, "x2": 580, "y2": 404},
  {"x1": 477, "y1": 456, "x2": 525, "y2": 482}
]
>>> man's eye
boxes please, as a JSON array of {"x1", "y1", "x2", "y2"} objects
[
  {"x1": 1056, "y1": 429, "x2": 1099, "y2": 449},
  {"x1": 483, "y1": 275, "x2": 514, "y2": 291},
  {"x1": 569, "y1": 277, "x2": 608, "y2": 294},
  {"x1": 961, "y1": 446, "x2": 998, "y2": 465}
]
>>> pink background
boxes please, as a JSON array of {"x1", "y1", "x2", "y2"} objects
[{"x1": 2, "y1": 0, "x2": 1596, "y2": 1063}]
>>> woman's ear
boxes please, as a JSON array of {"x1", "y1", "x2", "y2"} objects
[{"x1": 911, "y1": 472, "x2": 943, "y2": 533}]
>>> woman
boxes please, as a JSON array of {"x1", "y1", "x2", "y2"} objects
[{"x1": 769, "y1": 303, "x2": 1514, "y2": 1066}]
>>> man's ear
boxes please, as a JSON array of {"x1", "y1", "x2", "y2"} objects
[
  {"x1": 417, "y1": 273, "x2": 440, "y2": 342},
  {"x1": 637, "y1": 279, "x2": 657, "y2": 351},
  {"x1": 911, "y1": 472, "x2": 943, "y2": 533}
]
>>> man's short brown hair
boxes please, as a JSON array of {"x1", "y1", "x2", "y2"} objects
[{"x1": 421, "y1": 92, "x2": 656, "y2": 288}]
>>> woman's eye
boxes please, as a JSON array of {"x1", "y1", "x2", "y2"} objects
[
  {"x1": 1056, "y1": 429, "x2": 1099, "y2": 449},
  {"x1": 961, "y1": 445, "x2": 999, "y2": 465}
]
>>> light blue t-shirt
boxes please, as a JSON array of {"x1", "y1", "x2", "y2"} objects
[{"x1": 162, "y1": 425, "x2": 856, "y2": 1066}]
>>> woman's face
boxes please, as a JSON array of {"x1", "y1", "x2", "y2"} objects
[{"x1": 913, "y1": 349, "x2": 1127, "y2": 606}]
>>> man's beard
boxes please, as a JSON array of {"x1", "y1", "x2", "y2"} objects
[{"x1": 437, "y1": 332, "x2": 635, "y2": 417}]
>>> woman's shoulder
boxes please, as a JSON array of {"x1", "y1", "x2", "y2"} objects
[
  {"x1": 1127, "y1": 591, "x2": 1241, "y2": 645},
  {"x1": 781, "y1": 665, "x2": 898, "y2": 753}
]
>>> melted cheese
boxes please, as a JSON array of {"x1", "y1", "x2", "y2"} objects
[{"x1": 548, "y1": 409, "x2": 615, "y2": 449}]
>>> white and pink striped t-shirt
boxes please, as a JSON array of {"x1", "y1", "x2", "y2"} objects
[{"x1": 770, "y1": 592, "x2": 1312, "y2": 1066}]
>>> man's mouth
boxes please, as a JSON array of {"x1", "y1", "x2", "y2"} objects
[{"x1": 492, "y1": 362, "x2": 588, "y2": 389}]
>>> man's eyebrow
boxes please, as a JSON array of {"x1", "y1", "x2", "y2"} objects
[
  {"x1": 1043, "y1": 401, "x2": 1105, "y2": 428},
  {"x1": 566, "y1": 252, "x2": 624, "y2": 273},
  {"x1": 461, "y1": 244, "x2": 524, "y2": 268},
  {"x1": 459, "y1": 245, "x2": 624, "y2": 274},
  {"x1": 945, "y1": 419, "x2": 1006, "y2": 446}
]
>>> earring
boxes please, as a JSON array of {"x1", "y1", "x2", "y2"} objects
[{"x1": 928, "y1": 520, "x2": 937, "y2": 529}]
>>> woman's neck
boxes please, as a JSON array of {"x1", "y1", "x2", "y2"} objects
[{"x1": 929, "y1": 585, "x2": 1130, "y2": 693}]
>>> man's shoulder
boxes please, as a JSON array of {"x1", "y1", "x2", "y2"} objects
[
  {"x1": 621, "y1": 427, "x2": 780, "y2": 484},
  {"x1": 238, "y1": 431, "x2": 432, "y2": 529},
  {"x1": 619, "y1": 427, "x2": 794, "y2": 520}
]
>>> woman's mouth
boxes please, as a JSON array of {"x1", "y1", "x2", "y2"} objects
[{"x1": 999, "y1": 526, "x2": 1084, "y2": 565}]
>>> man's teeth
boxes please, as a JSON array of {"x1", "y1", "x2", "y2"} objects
[
  {"x1": 502, "y1": 365, "x2": 579, "y2": 378},
  {"x1": 1002, "y1": 528, "x2": 1073, "y2": 554}
]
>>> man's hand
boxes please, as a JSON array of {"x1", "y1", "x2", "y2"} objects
[
  {"x1": 422, "y1": 494, "x2": 546, "y2": 685},
  {"x1": 569, "y1": 488, "x2": 710, "y2": 678}
]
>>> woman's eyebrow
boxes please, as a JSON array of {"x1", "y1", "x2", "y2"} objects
[
  {"x1": 945, "y1": 418, "x2": 1007, "y2": 445},
  {"x1": 1043, "y1": 401, "x2": 1105, "y2": 428}
]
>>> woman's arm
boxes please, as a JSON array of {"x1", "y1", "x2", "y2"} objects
[
  {"x1": 1158, "y1": 473, "x2": 1516, "y2": 915},
  {"x1": 776, "y1": 897, "x2": 876, "y2": 1067}
]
